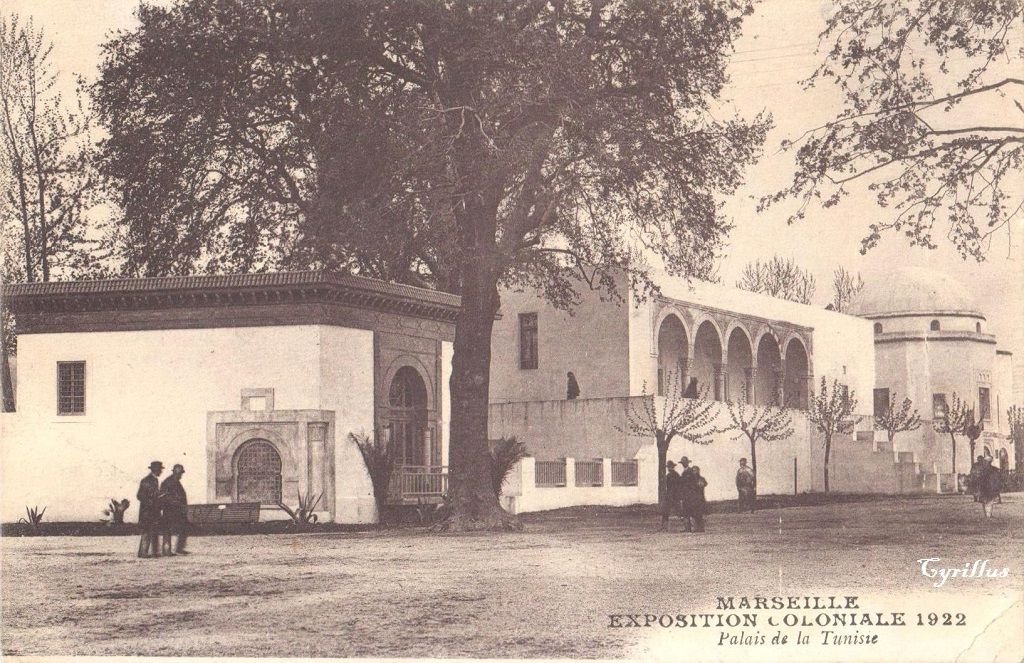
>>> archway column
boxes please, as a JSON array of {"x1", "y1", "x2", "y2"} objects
[
  {"x1": 775, "y1": 369, "x2": 785, "y2": 408},
  {"x1": 805, "y1": 372, "x2": 814, "y2": 410},
  {"x1": 714, "y1": 363, "x2": 727, "y2": 401},
  {"x1": 744, "y1": 367, "x2": 757, "y2": 404}
]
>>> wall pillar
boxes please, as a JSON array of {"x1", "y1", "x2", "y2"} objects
[
  {"x1": 775, "y1": 369, "x2": 785, "y2": 408},
  {"x1": 744, "y1": 367, "x2": 757, "y2": 404},
  {"x1": 714, "y1": 364, "x2": 727, "y2": 401},
  {"x1": 679, "y1": 357, "x2": 691, "y2": 396}
]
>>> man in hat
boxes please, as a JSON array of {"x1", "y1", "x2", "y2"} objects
[
  {"x1": 677, "y1": 456, "x2": 697, "y2": 531},
  {"x1": 736, "y1": 458, "x2": 756, "y2": 512},
  {"x1": 137, "y1": 461, "x2": 164, "y2": 558},
  {"x1": 161, "y1": 464, "x2": 189, "y2": 555},
  {"x1": 659, "y1": 460, "x2": 682, "y2": 529}
]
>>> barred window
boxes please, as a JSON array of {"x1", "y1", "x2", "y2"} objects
[
  {"x1": 519, "y1": 313, "x2": 538, "y2": 369},
  {"x1": 57, "y1": 362, "x2": 86, "y2": 415},
  {"x1": 235, "y1": 440, "x2": 282, "y2": 504}
]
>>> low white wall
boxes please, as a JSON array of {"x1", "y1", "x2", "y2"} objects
[{"x1": 501, "y1": 449, "x2": 659, "y2": 514}]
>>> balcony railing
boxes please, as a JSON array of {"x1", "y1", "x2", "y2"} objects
[{"x1": 388, "y1": 465, "x2": 448, "y2": 504}]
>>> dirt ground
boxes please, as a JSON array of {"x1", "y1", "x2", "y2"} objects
[{"x1": 2, "y1": 495, "x2": 1021, "y2": 659}]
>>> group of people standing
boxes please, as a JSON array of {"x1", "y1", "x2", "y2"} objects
[
  {"x1": 660, "y1": 456, "x2": 709, "y2": 532},
  {"x1": 137, "y1": 461, "x2": 190, "y2": 558}
]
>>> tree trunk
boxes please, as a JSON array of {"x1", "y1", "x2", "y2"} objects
[
  {"x1": 950, "y1": 433, "x2": 957, "y2": 474},
  {"x1": 1, "y1": 348, "x2": 14, "y2": 412},
  {"x1": 434, "y1": 254, "x2": 519, "y2": 532},
  {"x1": 823, "y1": 435, "x2": 831, "y2": 493},
  {"x1": 968, "y1": 439, "x2": 976, "y2": 464},
  {"x1": 656, "y1": 432, "x2": 668, "y2": 511},
  {"x1": 749, "y1": 436, "x2": 758, "y2": 496}
]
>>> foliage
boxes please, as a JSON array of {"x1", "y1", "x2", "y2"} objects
[
  {"x1": 807, "y1": 377, "x2": 858, "y2": 493},
  {"x1": 352, "y1": 432, "x2": 396, "y2": 516},
  {"x1": 18, "y1": 505, "x2": 45, "y2": 532},
  {"x1": 624, "y1": 369, "x2": 719, "y2": 509},
  {"x1": 94, "y1": 0, "x2": 769, "y2": 530},
  {"x1": 933, "y1": 392, "x2": 970, "y2": 473},
  {"x1": 489, "y1": 437, "x2": 528, "y2": 498},
  {"x1": 830, "y1": 266, "x2": 864, "y2": 313},
  {"x1": 873, "y1": 392, "x2": 921, "y2": 443},
  {"x1": 1, "y1": 15, "x2": 100, "y2": 283},
  {"x1": 718, "y1": 398, "x2": 793, "y2": 477},
  {"x1": 101, "y1": 498, "x2": 130, "y2": 525},
  {"x1": 278, "y1": 489, "x2": 322, "y2": 526},
  {"x1": 765, "y1": 0, "x2": 1023, "y2": 260},
  {"x1": 735, "y1": 255, "x2": 815, "y2": 304}
]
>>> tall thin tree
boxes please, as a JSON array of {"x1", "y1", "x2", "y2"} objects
[
  {"x1": 873, "y1": 392, "x2": 921, "y2": 447},
  {"x1": 807, "y1": 377, "x2": 858, "y2": 493}
]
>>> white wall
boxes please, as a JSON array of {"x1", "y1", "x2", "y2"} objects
[
  {"x1": 318, "y1": 326, "x2": 375, "y2": 523},
  {"x1": 0, "y1": 325, "x2": 377, "y2": 523}
]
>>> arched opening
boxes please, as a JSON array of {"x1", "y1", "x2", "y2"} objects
[
  {"x1": 930, "y1": 320, "x2": 940, "y2": 331},
  {"x1": 656, "y1": 314, "x2": 688, "y2": 397},
  {"x1": 873, "y1": 322, "x2": 883, "y2": 334},
  {"x1": 388, "y1": 366, "x2": 431, "y2": 466},
  {"x1": 784, "y1": 338, "x2": 810, "y2": 410},
  {"x1": 235, "y1": 439, "x2": 282, "y2": 504},
  {"x1": 727, "y1": 327, "x2": 753, "y2": 402},
  {"x1": 693, "y1": 321, "x2": 723, "y2": 400},
  {"x1": 756, "y1": 334, "x2": 783, "y2": 407}
]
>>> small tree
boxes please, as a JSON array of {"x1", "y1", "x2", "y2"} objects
[
  {"x1": 831, "y1": 267, "x2": 865, "y2": 313},
  {"x1": 351, "y1": 432, "x2": 396, "y2": 521},
  {"x1": 963, "y1": 409, "x2": 984, "y2": 464},
  {"x1": 873, "y1": 392, "x2": 922, "y2": 447},
  {"x1": 1007, "y1": 405, "x2": 1024, "y2": 469},
  {"x1": 807, "y1": 377, "x2": 858, "y2": 493},
  {"x1": 624, "y1": 370, "x2": 719, "y2": 513},
  {"x1": 933, "y1": 393, "x2": 969, "y2": 474},
  {"x1": 719, "y1": 397, "x2": 794, "y2": 484},
  {"x1": 736, "y1": 255, "x2": 816, "y2": 304}
]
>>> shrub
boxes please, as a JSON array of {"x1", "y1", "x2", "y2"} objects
[
  {"x1": 490, "y1": 437, "x2": 528, "y2": 497},
  {"x1": 352, "y1": 432, "x2": 396, "y2": 515},
  {"x1": 102, "y1": 498, "x2": 130, "y2": 525},
  {"x1": 18, "y1": 505, "x2": 46, "y2": 534},
  {"x1": 278, "y1": 490, "x2": 323, "y2": 527}
]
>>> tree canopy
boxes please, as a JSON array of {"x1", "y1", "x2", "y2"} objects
[
  {"x1": 766, "y1": 0, "x2": 1023, "y2": 260},
  {"x1": 93, "y1": 0, "x2": 770, "y2": 529}
]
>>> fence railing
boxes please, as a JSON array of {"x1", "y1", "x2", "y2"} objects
[
  {"x1": 388, "y1": 465, "x2": 448, "y2": 503},
  {"x1": 610, "y1": 459, "x2": 638, "y2": 486},
  {"x1": 535, "y1": 460, "x2": 567, "y2": 487},
  {"x1": 575, "y1": 459, "x2": 604, "y2": 487}
]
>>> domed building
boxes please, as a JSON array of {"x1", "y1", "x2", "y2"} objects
[{"x1": 851, "y1": 267, "x2": 1016, "y2": 476}]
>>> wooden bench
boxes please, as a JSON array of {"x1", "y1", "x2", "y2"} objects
[{"x1": 186, "y1": 502, "x2": 262, "y2": 525}]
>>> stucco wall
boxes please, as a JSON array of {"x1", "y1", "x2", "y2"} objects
[
  {"x1": 0, "y1": 325, "x2": 378, "y2": 522},
  {"x1": 490, "y1": 282, "x2": 631, "y2": 403}
]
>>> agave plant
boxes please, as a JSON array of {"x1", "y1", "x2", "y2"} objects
[
  {"x1": 102, "y1": 498, "x2": 131, "y2": 525},
  {"x1": 18, "y1": 506, "x2": 46, "y2": 534},
  {"x1": 278, "y1": 490, "x2": 323, "y2": 527}
]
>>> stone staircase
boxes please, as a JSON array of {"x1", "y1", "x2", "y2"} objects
[{"x1": 830, "y1": 428, "x2": 947, "y2": 494}]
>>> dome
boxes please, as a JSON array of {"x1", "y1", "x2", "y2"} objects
[{"x1": 849, "y1": 267, "x2": 980, "y2": 317}]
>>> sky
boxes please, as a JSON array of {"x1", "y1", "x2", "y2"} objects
[{"x1": 6, "y1": 0, "x2": 1023, "y2": 376}]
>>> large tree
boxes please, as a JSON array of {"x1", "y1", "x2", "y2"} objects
[
  {"x1": 767, "y1": 0, "x2": 1023, "y2": 259},
  {"x1": 94, "y1": 0, "x2": 769, "y2": 530}
]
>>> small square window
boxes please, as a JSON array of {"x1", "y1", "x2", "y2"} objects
[{"x1": 58, "y1": 362, "x2": 86, "y2": 415}]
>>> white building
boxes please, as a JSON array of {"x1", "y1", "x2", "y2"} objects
[{"x1": 1, "y1": 272, "x2": 457, "y2": 523}]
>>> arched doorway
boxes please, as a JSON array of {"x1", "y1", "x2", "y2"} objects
[
  {"x1": 388, "y1": 366, "x2": 431, "y2": 466},
  {"x1": 784, "y1": 338, "x2": 809, "y2": 409},
  {"x1": 235, "y1": 439, "x2": 283, "y2": 504},
  {"x1": 693, "y1": 321, "x2": 723, "y2": 400},
  {"x1": 756, "y1": 334, "x2": 782, "y2": 407},
  {"x1": 657, "y1": 314, "x2": 688, "y2": 396},
  {"x1": 727, "y1": 327, "x2": 753, "y2": 403}
]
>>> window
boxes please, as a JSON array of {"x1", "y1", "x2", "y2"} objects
[
  {"x1": 57, "y1": 361, "x2": 86, "y2": 415},
  {"x1": 519, "y1": 313, "x2": 538, "y2": 369},
  {"x1": 978, "y1": 387, "x2": 991, "y2": 421},
  {"x1": 873, "y1": 322, "x2": 883, "y2": 334},
  {"x1": 389, "y1": 366, "x2": 429, "y2": 466},
  {"x1": 932, "y1": 393, "x2": 947, "y2": 419},
  {"x1": 873, "y1": 388, "x2": 890, "y2": 419},
  {"x1": 930, "y1": 320, "x2": 940, "y2": 331},
  {"x1": 235, "y1": 440, "x2": 282, "y2": 504}
]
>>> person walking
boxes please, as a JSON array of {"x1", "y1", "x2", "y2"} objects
[
  {"x1": 161, "y1": 464, "x2": 190, "y2": 555},
  {"x1": 136, "y1": 461, "x2": 164, "y2": 558},
  {"x1": 736, "y1": 458, "x2": 756, "y2": 512},
  {"x1": 677, "y1": 456, "x2": 697, "y2": 532},
  {"x1": 659, "y1": 460, "x2": 681, "y2": 529},
  {"x1": 688, "y1": 465, "x2": 709, "y2": 532},
  {"x1": 977, "y1": 456, "x2": 1001, "y2": 518}
]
